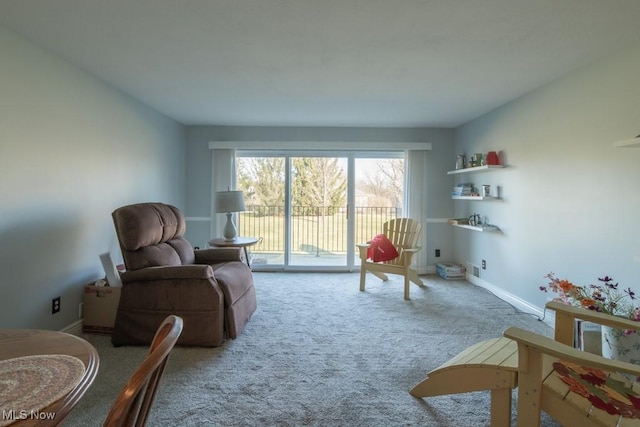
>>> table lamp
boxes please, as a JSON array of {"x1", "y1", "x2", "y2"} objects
[{"x1": 215, "y1": 189, "x2": 246, "y2": 241}]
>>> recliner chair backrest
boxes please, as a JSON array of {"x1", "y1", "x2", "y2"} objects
[{"x1": 112, "y1": 203, "x2": 195, "y2": 271}]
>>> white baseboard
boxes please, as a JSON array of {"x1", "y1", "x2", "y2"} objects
[
  {"x1": 466, "y1": 273, "x2": 555, "y2": 329},
  {"x1": 60, "y1": 319, "x2": 83, "y2": 336}
]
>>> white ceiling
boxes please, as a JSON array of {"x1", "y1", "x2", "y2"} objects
[{"x1": 2, "y1": 0, "x2": 640, "y2": 127}]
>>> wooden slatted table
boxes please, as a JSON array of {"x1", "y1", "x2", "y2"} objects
[{"x1": 410, "y1": 337, "x2": 518, "y2": 427}]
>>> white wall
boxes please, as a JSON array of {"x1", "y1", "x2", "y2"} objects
[
  {"x1": 454, "y1": 43, "x2": 640, "y2": 312},
  {"x1": 0, "y1": 26, "x2": 186, "y2": 330},
  {"x1": 184, "y1": 126, "x2": 455, "y2": 267}
]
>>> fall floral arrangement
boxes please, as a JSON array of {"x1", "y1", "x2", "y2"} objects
[{"x1": 539, "y1": 273, "x2": 640, "y2": 322}]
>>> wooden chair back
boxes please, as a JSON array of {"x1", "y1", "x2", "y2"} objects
[
  {"x1": 505, "y1": 302, "x2": 640, "y2": 427},
  {"x1": 382, "y1": 218, "x2": 422, "y2": 266},
  {"x1": 104, "y1": 315, "x2": 183, "y2": 427}
]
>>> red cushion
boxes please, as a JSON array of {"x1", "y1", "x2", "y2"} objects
[{"x1": 367, "y1": 234, "x2": 399, "y2": 262}]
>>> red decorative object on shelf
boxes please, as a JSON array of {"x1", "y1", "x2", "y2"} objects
[{"x1": 485, "y1": 151, "x2": 499, "y2": 165}]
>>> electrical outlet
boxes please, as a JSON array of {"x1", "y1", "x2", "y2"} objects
[
  {"x1": 52, "y1": 297, "x2": 61, "y2": 314},
  {"x1": 435, "y1": 249, "x2": 440, "y2": 257},
  {"x1": 482, "y1": 260, "x2": 486, "y2": 270},
  {"x1": 78, "y1": 302, "x2": 84, "y2": 319}
]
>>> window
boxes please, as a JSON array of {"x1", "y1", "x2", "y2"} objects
[{"x1": 235, "y1": 151, "x2": 404, "y2": 271}]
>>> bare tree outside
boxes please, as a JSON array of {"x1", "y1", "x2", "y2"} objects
[{"x1": 357, "y1": 159, "x2": 404, "y2": 208}]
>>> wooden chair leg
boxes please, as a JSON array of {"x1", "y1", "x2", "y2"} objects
[
  {"x1": 409, "y1": 270, "x2": 425, "y2": 287},
  {"x1": 372, "y1": 270, "x2": 389, "y2": 281},
  {"x1": 359, "y1": 257, "x2": 367, "y2": 291},
  {"x1": 404, "y1": 272, "x2": 410, "y2": 300},
  {"x1": 490, "y1": 388, "x2": 512, "y2": 427},
  {"x1": 515, "y1": 347, "x2": 543, "y2": 427}
]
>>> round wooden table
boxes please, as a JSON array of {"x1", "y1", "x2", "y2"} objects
[
  {"x1": 0, "y1": 329, "x2": 99, "y2": 426},
  {"x1": 208, "y1": 236, "x2": 259, "y2": 268}
]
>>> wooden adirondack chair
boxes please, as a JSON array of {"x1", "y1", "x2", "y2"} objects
[
  {"x1": 357, "y1": 217, "x2": 424, "y2": 300},
  {"x1": 506, "y1": 302, "x2": 640, "y2": 427},
  {"x1": 410, "y1": 301, "x2": 640, "y2": 427}
]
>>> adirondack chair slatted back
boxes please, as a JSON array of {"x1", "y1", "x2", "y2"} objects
[{"x1": 383, "y1": 218, "x2": 421, "y2": 266}]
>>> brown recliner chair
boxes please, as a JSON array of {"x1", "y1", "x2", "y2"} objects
[{"x1": 110, "y1": 202, "x2": 256, "y2": 347}]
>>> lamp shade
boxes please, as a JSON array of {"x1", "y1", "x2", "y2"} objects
[{"x1": 215, "y1": 190, "x2": 246, "y2": 213}]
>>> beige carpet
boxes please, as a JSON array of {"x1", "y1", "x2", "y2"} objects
[{"x1": 64, "y1": 272, "x2": 559, "y2": 426}]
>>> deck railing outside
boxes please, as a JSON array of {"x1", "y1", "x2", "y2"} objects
[{"x1": 238, "y1": 206, "x2": 400, "y2": 255}]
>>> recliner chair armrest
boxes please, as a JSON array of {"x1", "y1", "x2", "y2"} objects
[
  {"x1": 194, "y1": 247, "x2": 243, "y2": 264},
  {"x1": 121, "y1": 265, "x2": 214, "y2": 283}
]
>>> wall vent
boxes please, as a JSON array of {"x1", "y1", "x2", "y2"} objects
[{"x1": 466, "y1": 262, "x2": 480, "y2": 278}]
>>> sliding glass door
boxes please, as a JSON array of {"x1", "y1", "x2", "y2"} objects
[
  {"x1": 353, "y1": 157, "x2": 404, "y2": 266},
  {"x1": 236, "y1": 156, "x2": 286, "y2": 266},
  {"x1": 236, "y1": 151, "x2": 404, "y2": 270},
  {"x1": 289, "y1": 156, "x2": 347, "y2": 267}
]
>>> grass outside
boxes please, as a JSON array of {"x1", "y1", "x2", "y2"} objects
[{"x1": 238, "y1": 211, "x2": 396, "y2": 255}]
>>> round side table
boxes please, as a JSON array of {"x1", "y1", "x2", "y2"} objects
[{"x1": 208, "y1": 236, "x2": 259, "y2": 268}]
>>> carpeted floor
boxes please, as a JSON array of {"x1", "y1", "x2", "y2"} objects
[{"x1": 64, "y1": 272, "x2": 559, "y2": 426}]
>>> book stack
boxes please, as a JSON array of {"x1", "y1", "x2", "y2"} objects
[
  {"x1": 436, "y1": 263, "x2": 466, "y2": 280},
  {"x1": 451, "y1": 183, "x2": 473, "y2": 197}
]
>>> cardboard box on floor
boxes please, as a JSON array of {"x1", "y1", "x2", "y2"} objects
[{"x1": 82, "y1": 284, "x2": 120, "y2": 334}]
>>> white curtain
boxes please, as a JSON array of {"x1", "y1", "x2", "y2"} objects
[
  {"x1": 211, "y1": 148, "x2": 237, "y2": 238},
  {"x1": 405, "y1": 150, "x2": 427, "y2": 274}
]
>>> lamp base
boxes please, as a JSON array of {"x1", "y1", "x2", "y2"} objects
[{"x1": 223, "y1": 212, "x2": 238, "y2": 241}]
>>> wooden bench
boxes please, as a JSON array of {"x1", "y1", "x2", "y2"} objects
[{"x1": 410, "y1": 336, "x2": 519, "y2": 427}]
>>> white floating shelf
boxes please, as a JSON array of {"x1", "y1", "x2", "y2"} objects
[
  {"x1": 451, "y1": 195, "x2": 499, "y2": 201},
  {"x1": 447, "y1": 165, "x2": 505, "y2": 175},
  {"x1": 451, "y1": 224, "x2": 500, "y2": 232},
  {"x1": 614, "y1": 137, "x2": 640, "y2": 148}
]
